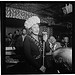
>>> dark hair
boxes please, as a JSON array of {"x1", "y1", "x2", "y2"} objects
[
  {"x1": 8, "y1": 32, "x2": 12, "y2": 35},
  {"x1": 16, "y1": 29, "x2": 19, "y2": 32},
  {"x1": 14, "y1": 29, "x2": 19, "y2": 34},
  {"x1": 21, "y1": 26, "x2": 27, "y2": 31}
]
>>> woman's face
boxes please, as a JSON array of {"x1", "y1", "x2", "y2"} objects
[{"x1": 31, "y1": 24, "x2": 39, "y2": 35}]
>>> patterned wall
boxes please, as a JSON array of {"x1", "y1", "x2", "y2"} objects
[
  {"x1": 6, "y1": 7, "x2": 36, "y2": 20},
  {"x1": 6, "y1": 7, "x2": 53, "y2": 36},
  {"x1": 6, "y1": 7, "x2": 55, "y2": 25}
]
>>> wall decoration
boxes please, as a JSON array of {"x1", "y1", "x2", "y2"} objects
[{"x1": 6, "y1": 7, "x2": 55, "y2": 25}]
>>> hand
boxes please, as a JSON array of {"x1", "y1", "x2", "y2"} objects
[
  {"x1": 46, "y1": 51, "x2": 52, "y2": 55},
  {"x1": 40, "y1": 65, "x2": 46, "y2": 73}
]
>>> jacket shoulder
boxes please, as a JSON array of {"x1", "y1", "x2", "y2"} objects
[{"x1": 24, "y1": 35, "x2": 31, "y2": 42}]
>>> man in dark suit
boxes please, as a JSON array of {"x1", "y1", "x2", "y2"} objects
[{"x1": 15, "y1": 28, "x2": 27, "y2": 61}]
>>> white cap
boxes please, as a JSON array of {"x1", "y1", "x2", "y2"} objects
[{"x1": 24, "y1": 16, "x2": 40, "y2": 29}]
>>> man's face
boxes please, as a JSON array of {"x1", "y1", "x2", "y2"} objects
[
  {"x1": 31, "y1": 24, "x2": 39, "y2": 35},
  {"x1": 22, "y1": 29, "x2": 26, "y2": 35},
  {"x1": 64, "y1": 37, "x2": 69, "y2": 43},
  {"x1": 9, "y1": 34, "x2": 12, "y2": 38},
  {"x1": 16, "y1": 31, "x2": 19, "y2": 35}
]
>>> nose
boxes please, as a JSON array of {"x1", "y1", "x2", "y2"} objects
[{"x1": 36, "y1": 27, "x2": 39, "y2": 30}]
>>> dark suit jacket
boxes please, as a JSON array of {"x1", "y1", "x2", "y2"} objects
[
  {"x1": 15, "y1": 35, "x2": 26, "y2": 59},
  {"x1": 15, "y1": 35, "x2": 24, "y2": 47},
  {"x1": 23, "y1": 35, "x2": 43, "y2": 70},
  {"x1": 45, "y1": 40, "x2": 51, "y2": 53}
]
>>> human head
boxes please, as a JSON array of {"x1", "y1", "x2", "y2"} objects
[
  {"x1": 49, "y1": 36, "x2": 56, "y2": 44},
  {"x1": 64, "y1": 37, "x2": 69, "y2": 43},
  {"x1": 30, "y1": 23, "x2": 40, "y2": 35},
  {"x1": 15, "y1": 30, "x2": 19, "y2": 35},
  {"x1": 22, "y1": 28, "x2": 26, "y2": 35},
  {"x1": 8, "y1": 33, "x2": 13, "y2": 38},
  {"x1": 24, "y1": 16, "x2": 40, "y2": 35}
]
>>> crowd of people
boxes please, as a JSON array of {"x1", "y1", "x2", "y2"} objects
[{"x1": 5, "y1": 16, "x2": 72, "y2": 74}]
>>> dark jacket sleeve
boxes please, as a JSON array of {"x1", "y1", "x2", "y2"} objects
[
  {"x1": 45, "y1": 40, "x2": 51, "y2": 53},
  {"x1": 15, "y1": 36, "x2": 24, "y2": 56},
  {"x1": 23, "y1": 36, "x2": 41, "y2": 69},
  {"x1": 15, "y1": 36, "x2": 23, "y2": 47}
]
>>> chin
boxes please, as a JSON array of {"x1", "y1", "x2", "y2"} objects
[
  {"x1": 34, "y1": 32, "x2": 39, "y2": 35},
  {"x1": 35, "y1": 33, "x2": 39, "y2": 35}
]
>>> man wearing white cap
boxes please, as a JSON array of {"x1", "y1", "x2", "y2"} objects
[{"x1": 23, "y1": 16, "x2": 46, "y2": 73}]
